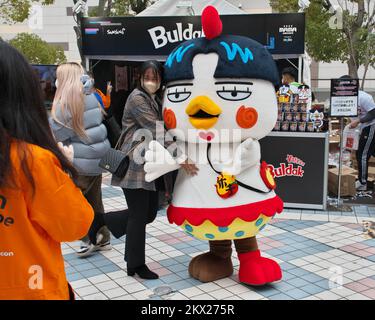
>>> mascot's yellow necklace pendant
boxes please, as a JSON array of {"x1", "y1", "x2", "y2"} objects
[
  {"x1": 215, "y1": 173, "x2": 238, "y2": 199},
  {"x1": 215, "y1": 173, "x2": 239, "y2": 199}
]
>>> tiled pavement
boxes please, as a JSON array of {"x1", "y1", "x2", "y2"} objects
[{"x1": 63, "y1": 179, "x2": 375, "y2": 300}]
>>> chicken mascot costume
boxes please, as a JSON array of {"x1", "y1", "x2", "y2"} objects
[{"x1": 144, "y1": 6, "x2": 283, "y2": 286}]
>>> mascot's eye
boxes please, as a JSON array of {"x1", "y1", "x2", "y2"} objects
[
  {"x1": 167, "y1": 89, "x2": 191, "y2": 103},
  {"x1": 217, "y1": 89, "x2": 252, "y2": 101},
  {"x1": 216, "y1": 84, "x2": 252, "y2": 101}
]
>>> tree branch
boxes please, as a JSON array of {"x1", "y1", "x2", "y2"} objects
[
  {"x1": 356, "y1": 0, "x2": 365, "y2": 27},
  {"x1": 365, "y1": 0, "x2": 375, "y2": 28}
]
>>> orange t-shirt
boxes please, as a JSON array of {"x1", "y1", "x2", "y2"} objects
[{"x1": 0, "y1": 142, "x2": 94, "y2": 300}]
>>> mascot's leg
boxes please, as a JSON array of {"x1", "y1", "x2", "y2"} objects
[
  {"x1": 188, "y1": 240, "x2": 233, "y2": 282},
  {"x1": 234, "y1": 236, "x2": 282, "y2": 286}
]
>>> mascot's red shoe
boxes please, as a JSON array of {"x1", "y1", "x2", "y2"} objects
[{"x1": 238, "y1": 250, "x2": 282, "y2": 286}]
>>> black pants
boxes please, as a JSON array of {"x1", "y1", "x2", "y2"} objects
[
  {"x1": 104, "y1": 188, "x2": 158, "y2": 268},
  {"x1": 356, "y1": 124, "x2": 375, "y2": 184},
  {"x1": 74, "y1": 175, "x2": 110, "y2": 244}
]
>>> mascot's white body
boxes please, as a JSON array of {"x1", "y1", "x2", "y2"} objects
[{"x1": 145, "y1": 6, "x2": 284, "y2": 286}]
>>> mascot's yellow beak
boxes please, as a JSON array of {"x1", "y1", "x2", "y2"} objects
[{"x1": 185, "y1": 96, "x2": 222, "y2": 130}]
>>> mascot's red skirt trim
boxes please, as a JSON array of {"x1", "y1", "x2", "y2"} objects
[{"x1": 167, "y1": 196, "x2": 284, "y2": 227}]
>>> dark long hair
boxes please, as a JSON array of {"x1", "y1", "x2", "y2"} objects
[{"x1": 0, "y1": 41, "x2": 77, "y2": 192}]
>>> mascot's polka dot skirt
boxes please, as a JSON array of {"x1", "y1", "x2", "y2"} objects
[{"x1": 181, "y1": 214, "x2": 275, "y2": 241}]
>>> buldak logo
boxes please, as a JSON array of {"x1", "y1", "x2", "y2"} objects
[
  {"x1": 148, "y1": 23, "x2": 204, "y2": 49},
  {"x1": 268, "y1": 154, "x2": 305, "y2": 178}
]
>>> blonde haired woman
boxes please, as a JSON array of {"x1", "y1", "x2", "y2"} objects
[{"x1": 50, "y1": 62, "x2": 111, "y2": 257}]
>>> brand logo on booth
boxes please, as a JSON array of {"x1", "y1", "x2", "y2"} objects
[
  {"x1": 148, "y1": 23, "x2": 204, "y2": 49},
  {"x1": 279, "y1": 25, "x2": 297, "y2": 35},
  {"x1": 107, "y1": 27, "x2": 126, "y2": 35},
  {"x1": 268, "y1": 154, "x2": 305, "y2": 179}
]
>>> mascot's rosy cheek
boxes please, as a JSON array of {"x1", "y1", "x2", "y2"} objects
[
  {"x1": 164, "y1": 108, "x2": 177, "y2": 129},
  {"x1": 236, "y1": 106, "x2": 258, "y2": 129}
]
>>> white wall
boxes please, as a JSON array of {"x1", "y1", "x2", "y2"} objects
[
  {"x1": 226, "y1": 0, "x2": 272, "y2": 13},
  {"x1": 317, "y1": 61, "x2": 375, "y2": 92}
]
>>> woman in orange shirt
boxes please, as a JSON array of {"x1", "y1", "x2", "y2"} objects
[{"x1": 0, "y1": 41, "x2": 94, "y2": 300}]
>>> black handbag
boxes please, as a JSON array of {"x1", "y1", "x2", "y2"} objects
[{"x1": 99, "y1": 132, "x2": 144, "y2": 178}]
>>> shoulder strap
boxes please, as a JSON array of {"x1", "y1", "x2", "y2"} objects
[
  {"x1": 93, "y1": 91, "x2": 105, "y2": 109},
  {"x1": 115, "y1": 132, "x2": 145, "y2": 158},
  {"x1": 206, "y1": 143, "x2": 271, "y2": 194},
  {"x1": 114, "y1": 130, "x2": 127, "y2": 150}
]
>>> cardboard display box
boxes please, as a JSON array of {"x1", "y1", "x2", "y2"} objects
[
  {"x1": 368, "y1": 177, "x2": 375, "y2": 189},
  {"x1": 352, "y1": 160, "x2": 363, "y2": 170},
  {"x1": 369, "y1": 167, "x2": 375, "y2": 178},
  {"x1": 328, "y1": 166, "x2": 357, "y2": 197},
  {"x1": 329, "y1": 136, "x2": 340, "y2": 144}
]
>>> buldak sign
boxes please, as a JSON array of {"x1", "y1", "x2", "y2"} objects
[
  {"x1": 148, "y1": 23, "x2": 205, "y2": 49},
  {"x1": 82, "y1": 13, "x2": 305, "y2": 57}
]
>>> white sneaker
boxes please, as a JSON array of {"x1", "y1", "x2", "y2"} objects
[
  {"x1": 355, "y1": 180, "x2": 367, "y2": 191},
  {"x1": 76, "y1": 241, "x2": 112, "y2": 257},
  {"x1": 76, "y1": 242, "x2": 96, "y2": 258},
  {"x1": 92, "y1": 233, "x2": 112, "y2": 251},
  {"x1": 95, "y1": 241, "x2": 112, "y2": 252},
  {"x1": 76, "y1": 234, "x2": 112, "y2": 258}
]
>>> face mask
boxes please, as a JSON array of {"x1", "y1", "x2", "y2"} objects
[{"x1": 142, "y1": 80, "x2": 160, "y2": 94}]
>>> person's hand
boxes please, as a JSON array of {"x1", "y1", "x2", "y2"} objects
[
  {"x1": 58, "y1": 142, "x2": 74, "y2": 163},
  {"x1": 107, "y1": 82, "x2": 112, "y2": 95},
  {"x1": 180, "y1": 159, "x2": 199, "y2": 176},
  {"x1": 165, "y1": 191, "x2": 172, "y2": 202},
  {"x1": 350, "y1": 119, "x2": 360, "y2": 129}
]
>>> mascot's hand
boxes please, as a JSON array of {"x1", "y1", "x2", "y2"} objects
[
  {"x1": 223, "y1": 138, "x2": 260, "y2": 175},
  {"x1": 144, "y1": 140, "x2": 183, "y2": 182}
]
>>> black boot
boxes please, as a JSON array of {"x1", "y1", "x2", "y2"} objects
[{"x1": 127, "y1": 264, "x2": 159, "y2": 279}]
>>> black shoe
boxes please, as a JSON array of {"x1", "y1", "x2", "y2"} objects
[{"x1": 127, "y1": 264, "x2": 159, "y2": 279}]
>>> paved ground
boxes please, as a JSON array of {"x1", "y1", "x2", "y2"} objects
[{"x1": 63, "y1": 178, "x2": 375, "y2": 300}]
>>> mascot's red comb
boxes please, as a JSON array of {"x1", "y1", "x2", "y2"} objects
[{"x1": 201, "y1": 6, "x2": 222, "y2": 40}]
